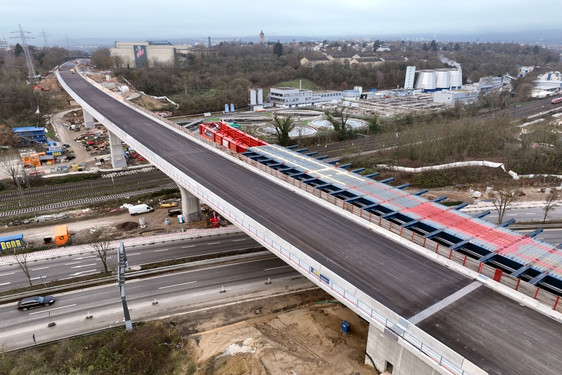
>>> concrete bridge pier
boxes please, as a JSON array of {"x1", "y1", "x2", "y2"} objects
[
  {"x1": 108, "y1": 130, "x2": 127, "y2": 169},
  {"x1": 83, "y1": 108, "x2": 95, "y2": 129},
  {"x1": 179, "y1": 185, "x2": 202, "y2": 222}
]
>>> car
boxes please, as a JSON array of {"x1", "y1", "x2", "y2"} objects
[
  {"x1": 167, "y1": 208, "x2": 182, "y2": 217},
  {"x1": 17, "y1": 295, "x2": 55, "y2": 311},
  {"x1": 160, "y1": 201, "x2": 178, "y2": 208}
]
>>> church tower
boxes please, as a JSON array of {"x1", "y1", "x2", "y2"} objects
[{"x1": 259, "y1": 30, "x2": 264, "y2": 44}]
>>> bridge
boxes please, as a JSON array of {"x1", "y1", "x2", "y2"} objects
[{"x1": 56, "y1": 63, "x2": 562, "y2": 375}]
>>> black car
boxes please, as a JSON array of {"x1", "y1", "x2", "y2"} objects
[
  {"x1": 17, "y1": 296, "x2": 55, "y2": 311},
  {"x1": 168, "y1": 208, "x2": 182, "y2": 217}
]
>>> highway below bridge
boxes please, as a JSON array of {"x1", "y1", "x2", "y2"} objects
[{"x1": 57, "y1": 65, "x2": 562, "y2": 375}]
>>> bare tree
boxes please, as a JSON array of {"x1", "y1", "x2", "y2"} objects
[
  {"x1": 542, "y1": 191, "x2": 560, "y2": 223},
  {"x1": 489, "y1": 186, "x2": 517, "y2": 224},
  {"x1": 0, "y1": 155, "x2": 22, "y2": 186},
  {"x1": 89, "y1": 227, "x2": 113, "y2": 273},
  {"x1": 12, "y1": 249, "x2": 32, "y2": 286},
  {"x1": 270, "y1": 113, "x2": 295, "y2": 146}
]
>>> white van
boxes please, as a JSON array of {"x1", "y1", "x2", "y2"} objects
[{"x1": 128, "y1": 204, "x2": 154, "y2": 215}]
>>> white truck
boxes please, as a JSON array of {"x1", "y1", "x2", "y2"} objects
[{"x1": 127, "y1": 204, "x2": 154, "y2": 215}]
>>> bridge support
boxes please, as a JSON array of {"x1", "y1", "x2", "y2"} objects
[
  {"x1": 83, "y1": 108, "x2": 95, "y2": 129},
  {"x1": 179, "y1": 185, "x2": 202, "y2": 222},
  {"x1": 108, "y1": 130, "x2": 127, "y2": 169},
  {"x1": 365, "y1": 324, "x2": 447, "y2": 375}
]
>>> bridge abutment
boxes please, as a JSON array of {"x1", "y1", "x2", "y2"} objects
[
  {"x1": 179, "y1": 185, "x2": 202, "y2": 222},
  {"x1": 108, "y1": 130, "x2": 127, "y2": 169},
  {"x1": 366, "y1": 323, "x2": 445, "y2": 375}
]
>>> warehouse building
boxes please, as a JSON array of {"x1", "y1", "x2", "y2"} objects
[{"x1": 110, "y1": 41, "x2": 191, "y2": 68}]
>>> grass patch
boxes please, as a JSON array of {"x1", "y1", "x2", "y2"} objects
[
  {"x1": 0, "y1": 321, "x2": 187, "y2": 375},
  {"x1": 273, "y1": 78, "x2": 325, "y2": 91}
]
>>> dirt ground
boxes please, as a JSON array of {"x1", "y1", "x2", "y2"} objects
[{"x1": 167, "y1": 289, "x2": 377, "y2": 375}]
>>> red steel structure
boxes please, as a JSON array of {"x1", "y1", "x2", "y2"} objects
[{"x1": 199, "y1": 121, "x2": 268, "y2": 153}]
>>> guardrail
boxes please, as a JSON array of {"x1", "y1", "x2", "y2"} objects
[{"x1": 57, "y1": 68, "x2": 484, "y2": 375}]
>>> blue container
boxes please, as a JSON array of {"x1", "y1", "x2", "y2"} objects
[{"x1": 341, "y1": 320, "x2": 350, "y2": 333}]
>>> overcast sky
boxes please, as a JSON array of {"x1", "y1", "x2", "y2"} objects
[{"x1": 2, "y1": 0, "x2": 561, "y2": 46}]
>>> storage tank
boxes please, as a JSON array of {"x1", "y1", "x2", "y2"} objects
[
  {"x1": 435, "y1": 70, "x2": 451, "y2": 91},
  {"x1": 450, "y1": 69, "x2": 463, "y2": 89},
  {"x1": 257, "y1": 89, "x2": 263, "y2": 104},
  {"x1": 415, "y1": 70, "x2": 436, "y2": 92}
]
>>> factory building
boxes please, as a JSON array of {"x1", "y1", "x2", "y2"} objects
[
  {"x1": 110, "y1": 41, "x2": 191, "y2": 68},
  {"x1": 269, "y1": 87, "x2": 353, "y2": 108},
  {"x1": 414, "y1": 68, "x2": 463, "y2": 92}
]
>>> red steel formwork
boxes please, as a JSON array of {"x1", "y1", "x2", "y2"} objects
[{"x1": 200, "y1": 121, "x2": 268, "y2": 153}]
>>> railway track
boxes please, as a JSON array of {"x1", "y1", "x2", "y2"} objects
[{"x1": 0, "y1": 169, "x2": 177, "y2": 217}]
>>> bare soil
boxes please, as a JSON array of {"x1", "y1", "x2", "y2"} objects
[{"x1": 167, "y1": 289, "x2": 377, "y2": 375}]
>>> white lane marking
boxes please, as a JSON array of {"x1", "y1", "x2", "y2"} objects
[
  {"x1": 127, "y1": 252, "x2": 141, "y2": 256},
  {"x1": 265, "y1": 265, "x2": 291, "y2": 271},
  {"x1": 207, "y1": 242, "x2": 221, "y2": 245},
  {"x1": 31, "y1": 267, "x2": 49, "y2": 271},
  {"x1": 154, "y1": 249, "x2": 169, "y2": 253},
  {"x1": 408, "y1": 281, "x2": 481, "y2": 325},
  {"x1": 29, "y1": 304, "x2": 77, "y2": 315},
  {"x1": 69, "y1": 270, "x2": 99, "y2": 276},
  {"x1": 0, "y1": 282, "x2": 11, "y2": 286},
  {"x1": 75, "y1": 256, "x2": 96, "y2": 260},
  {"x1": 71, "y1": 263, "x2": 96, "y2": 269},
  {"x1": 158, "y1": 280, "x2": 197, "y2": 290},
  {"x1": 64, "y1": 261, "x2": 81, "y2": 266},
  {"x1": 0, "y1": 272, "x2": 15, "y2": 277},
  {"x1": 232, "y1": 239, "x2": 247, "y2": 242},
  {"x1": 30, "y1": 276, "x2": 48, "y2": 281},
  {"x1": 181, "y1": 245, "x2": 195, "y2": 249}
]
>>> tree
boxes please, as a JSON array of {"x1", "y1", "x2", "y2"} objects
[
  {"x1": 273, "y1": 41, "x2": 283, "y2": 57},
  {"x1": 429, "y1": 40, "x2": 438, "y2": 52},
  {"x1": 12, "y1": 249, "x2": 32, "y2": 286},
  {"x1": 0, "y1": 155, "x2": 22, "y2": 186},
  {"x1": 14, "y1": 43, "x2": 23, "y2": 57},
  {"x1": 0, "y1": 124, "x2": 18, "y2": 147},
  {"x1": 373, "y1": 40, "x2": 382, "y2": 52},
  {"x1": 325, "y1": 110, "x2": 354, "y2": 141},
  {"x1": 542, "y1": 191, "x2": 560, "y2": 223},
  {"x1": 90, "y1": 48, "x2": 114, "y2": 70},
  {"x1": 271, "y1": 113, "x2": 295, "y2": 146},
  {"x1": 366, "y1": 115, "x2": 380, "y2": 135},
  {"x1": 89, "y1": 227, "x2": 113, "y2": 273},
  {"x1": 489, "y1": 186, "x2": 516, "y2": 224}
]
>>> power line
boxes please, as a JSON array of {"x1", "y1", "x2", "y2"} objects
[{"x1": 10, "y1": 24, "x2": 38, "y2": 83}]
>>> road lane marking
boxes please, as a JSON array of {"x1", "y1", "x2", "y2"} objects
[
  {"x1": 0, "y1": 272, "x2": 15, "y2": 277},
  {"x1": 158, "y1": 281, "x2": 197, "y2": 290},
  {"x1": 408, "y1": 281, "x2": 481, "y2": 325},
  {"x1": 31, "y1": 267, "x2": 49, "y2": 271},
  {"x1": 30, "y1": 276, "x2": 48, "y2": 281},
  {"x1": 75, "y1": 256, "x2": 96, "y2": 260},
  {"x1": 69, "y1": 270, "x2": 98, "y2": 276},
  {"x1": 71, "y1": 263, "x2": 96, "y2": 269},
  {"x1": 232, "y1": 239, "x2": 247, "y2": 242},
  {"x1": 154, "y1": 249, "x2": 169, "y2": 253},
  {"x1": 207, "y1": 242, "x2": 221, "y2": 245},
  {"x1": 127, "y1": 252, "x2": 141, "y2": 256},
  {"x1": 0, "y1": 282, "x2": 11, "y2": 286},
  {"x1": 64, "y1": 261, "x2": 81, "y2": 266},
  {"x1": 265, "y1": 265, "x2": 291, "y2": 271},
  {"x1": 181, "y1": 245, "x2": 195, "y2": 248},
  {"x1": 29, "y1": 304, "x2": 77, "y2": 315}
]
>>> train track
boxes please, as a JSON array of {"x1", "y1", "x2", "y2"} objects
[{"x1": 0, "y1": 169, "x2": 177, "y2": 217}]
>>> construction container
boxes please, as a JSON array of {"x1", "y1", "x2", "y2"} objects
[
  {"x1": 54, "y1": 225, "x2": 69, "y2": 246},
  {"x1": 0, "y1": 234, "x2": 25, "y2": 251}
]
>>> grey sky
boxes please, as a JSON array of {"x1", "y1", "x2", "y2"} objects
[{"x1": 1, "y1": 0, "x2": 561, "y2": 45}]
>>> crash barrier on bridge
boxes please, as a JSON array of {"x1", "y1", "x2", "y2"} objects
[
  {"x1": 248, "y1": 163, "x2": 562, "y2": 314},
  {"x1": 62, "y1": 69, "x2": 487, "y2": 374}
]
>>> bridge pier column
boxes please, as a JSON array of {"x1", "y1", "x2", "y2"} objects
[
  {"x1": 365, "y1": 324, "x2": 443, "y2": 375},
  {"x1": 108, "y1": 130, "x2": 127, "y2": 169},
  {"x1": 179, "y1": 185, "x2": 202, "y2": 222},
  {"x1": 83, "y1": 108, "x2": 95, "y2": 129}
]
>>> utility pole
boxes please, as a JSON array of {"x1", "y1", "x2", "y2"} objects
[
  {"x1": 38, "y1": 29, "x2": 50, "y2": 50},
  {"x1": 118, "y1": 241, "x2": 133, "y2": 331}
]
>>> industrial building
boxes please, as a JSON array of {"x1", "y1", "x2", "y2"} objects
[
  {"x1": 12, "y1": 127, "x2": 47, "y2": 146},
  {"x1": 532, "y1": 71, "x2": 562, "y2": 98},
  {"x1": 268, "y1": 87, "x2": 361, "y2": 108},
  {"x1": 413, "y1": 68, "x2": 463, "y2": 92},
  {"x1": 109, "y1": 41, "x2": 191, "y2": 68}
]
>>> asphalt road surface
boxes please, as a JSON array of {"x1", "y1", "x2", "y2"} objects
[
  {"x1": 58, "y1": 67, "x2": 562, "y2": 374},
  {"x1": 0, "y1": 257, "x2": 310, "y2": 351},
  {"x1": 0, "y1": 232, "x2": 258, "y2": 292}
]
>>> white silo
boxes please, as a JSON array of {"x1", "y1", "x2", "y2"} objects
[
  {"x1": 415, "y1": 70, "x2": 437, "y2": 92},
  {"x1": 450, "y1": 69, "x2": 463, "y2": 90},
  {"x1": 257, "y1": 89, "x2": 264, "y2": 104},
  {"x1": 435, "y1": 69, "x2": 451, "y2": 91}
]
